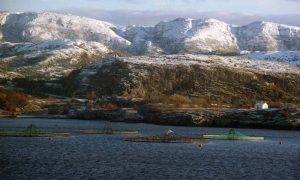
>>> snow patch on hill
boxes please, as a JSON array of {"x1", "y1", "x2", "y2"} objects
[
  {"x1": 0, "y1": 39, "x2": 111, "y2": 78},
  {"x1": 242, "y1": 51, "x2": 300, "y2": 66},
  {"x1": 81, "y1": 54, "x2": 300, "y2": 76}
]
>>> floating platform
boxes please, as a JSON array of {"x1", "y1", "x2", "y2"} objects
[
  {"x1": 0, "y1": 131, "x2": 70, "y2": 137},
  {"x1": 80, "y1": 121, "x2": 140, "y2": 135},
  {"x1": 0, "y1": 124, "x2": 70, "y2": 137},
  {"x1": 80, "y1": 129, "x2": 139, "y2": 135},
  {"x1": 203, "y1": 129, "x2": 264, "y2": 141},
  {"x1": 125, "y1": 136, "x2": 208, "y2": 144}
]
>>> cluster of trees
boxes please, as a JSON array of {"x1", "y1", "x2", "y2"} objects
[{"x1": 0, "y1": 87, "x2": 30, "y2": 113}]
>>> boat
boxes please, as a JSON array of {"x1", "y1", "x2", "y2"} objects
[
  {"x1": 125, "y1": 129, "x2": 208, "y2": 144},
  {"x1": 203, "y1": 129, "x2": 264, "y2": 141}
]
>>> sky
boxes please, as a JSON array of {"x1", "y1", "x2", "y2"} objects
[{"x1": 0, "y1": 0, "x2": 300, "y2": 26}]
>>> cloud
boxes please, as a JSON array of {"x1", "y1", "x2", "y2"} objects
[{"x1": 58, "y1": 8, "x2": 300, "y2": 27}]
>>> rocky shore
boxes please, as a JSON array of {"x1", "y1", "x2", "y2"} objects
[
  {"x1": 66, "y1": 105, "x2": 300, "y2": 130},
  {"x1": 138, "y1": 105, "x2": 300, "y2": 130}
]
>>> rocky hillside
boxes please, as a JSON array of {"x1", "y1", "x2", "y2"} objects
[
  {"x1": 67, "y1": 54, "x2": 300, "y2": 106},
  {"x1": 0, "y1": 39, "x2": 110, "y2": 79}
]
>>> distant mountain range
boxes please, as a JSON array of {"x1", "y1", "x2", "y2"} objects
[
  {"x1": 1, "y1": 12, "x2": 299, "y2": 54},
  {"x1": 0, "y1": 12, "x2": 299, "y2": 79}
]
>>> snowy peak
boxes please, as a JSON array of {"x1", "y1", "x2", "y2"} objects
[
  {"x1": 234, "y1": 21, "x2": 300, "y2": 51},
  {"x1": 0, "y1": 12, "x2": 131, "y2": 49},
  {"x1": 126, "y1": 18, "x2": 239, "y2": 54},
  {"x1": 121, "y1": 17, "x2": 300, "y2": 54}
]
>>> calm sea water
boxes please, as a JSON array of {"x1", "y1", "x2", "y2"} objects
[{"x1": 0, "y1": 118, "x2": 299, "y2": 180}]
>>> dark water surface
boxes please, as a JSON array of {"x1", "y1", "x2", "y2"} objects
[{"x1": 0, "y1": 118, "x2": 299, "y2": 180}]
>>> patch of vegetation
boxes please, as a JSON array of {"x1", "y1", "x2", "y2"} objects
[
  {"x1": 0, "y1": 87, "x2": 30, "y2": 114},
  {"x1": 144, "y1": 94, "x2": 211, "y2": 108}
]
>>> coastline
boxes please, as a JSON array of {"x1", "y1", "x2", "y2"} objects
[{"x1": 2, "y1": 107, "x2": 298, "y2": 130}]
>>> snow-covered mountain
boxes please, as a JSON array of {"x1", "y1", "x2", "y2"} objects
[
  {"x1": 1, "y1": 12, "x2": 299, "y2": 55},
  {"x1": 121, "y1": 18, "x2": 300, "y2": 55},
  {"x1": 0, "y1": 12, "x2": 299, "y2": 79},
  {"x1": 0, "y1": 12, "x2": 131, "y2": 49},
  {"x1": 0, "y1": 12, "x2": 128, "y2": 78},
  {"x1": 120, "y1": 18, "x2": 240, "y2": 54},
  {"x1": 234, "y1": 21, "x2": 300, "y2": 51},
  {"x1": 0, "y1": 39, "x2": 110, "y2": 78}
]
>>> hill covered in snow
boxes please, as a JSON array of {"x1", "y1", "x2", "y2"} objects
[
  {"x1": 0, "y1": 39, "x2": 111, "y2": 78},
  {"x1": 0, "y1": 12, "x2": 130, "y2": 49},
  {"x1": 120, "y1": 18, "x2": 300, "y2": 55},
  {"x1": 1, "y1": 12, "x2": 299, "y2": 56},
  {"x1": 242, "y1": 51, "x2": 300, "y2": 66}
]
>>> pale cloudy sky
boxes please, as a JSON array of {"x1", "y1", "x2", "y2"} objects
[{"x1": 0, "y1": 0, "x2": 299, "y2": 26}]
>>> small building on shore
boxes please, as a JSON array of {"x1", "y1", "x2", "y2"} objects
[{"x1": 254, "y1": 101, "x2": 268, "y2": 110}]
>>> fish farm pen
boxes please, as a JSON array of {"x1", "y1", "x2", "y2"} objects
[
  {"x1": 125, "y1": 129, "x2": 208, "y2": 144},
  {"x1": 80, "y1": 130, "x2": 139, "y2": 135},
  {"x1": 80, "y1": 121, "x2": 139, "y2": 135},
  {"x1": 0, "y1": 124, "x2": 71, "y2": 137},
  {"x1": 203, "y1": 129, "x2": 264, "y2": 141},
  {"x1": 125, "y1": 136, "x2": 208, "y2": 144}
]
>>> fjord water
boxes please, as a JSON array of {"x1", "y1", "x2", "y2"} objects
[{"x1": 0, "y1": 118, "x2": 299, "y2": 180}]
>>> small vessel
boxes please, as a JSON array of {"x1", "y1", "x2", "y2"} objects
[
  {"x1": 125, "y1": 129, "x2": 208, "y2": 144},
  {"x1": 0, "y1": 124, "x2": 70, "y2": 137},
  {"x1": 80, "y1": 121, "x2": 139, "y2": 135},
  {"x1": 203, "y1": 129, "x2": 264, "y2": 141}
]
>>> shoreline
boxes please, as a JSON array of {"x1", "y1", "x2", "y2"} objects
[{"x1": 1, "y1": 114, "x2": 299, "y2": 131}]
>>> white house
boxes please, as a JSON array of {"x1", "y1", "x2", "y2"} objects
[{"x1": 254, "y1": 101, "x2": 268, "y2": 110}]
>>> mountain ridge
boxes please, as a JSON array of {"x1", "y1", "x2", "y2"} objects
[{"x1": 1, "y1": 12, "x2": 299, "y2": 54}]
